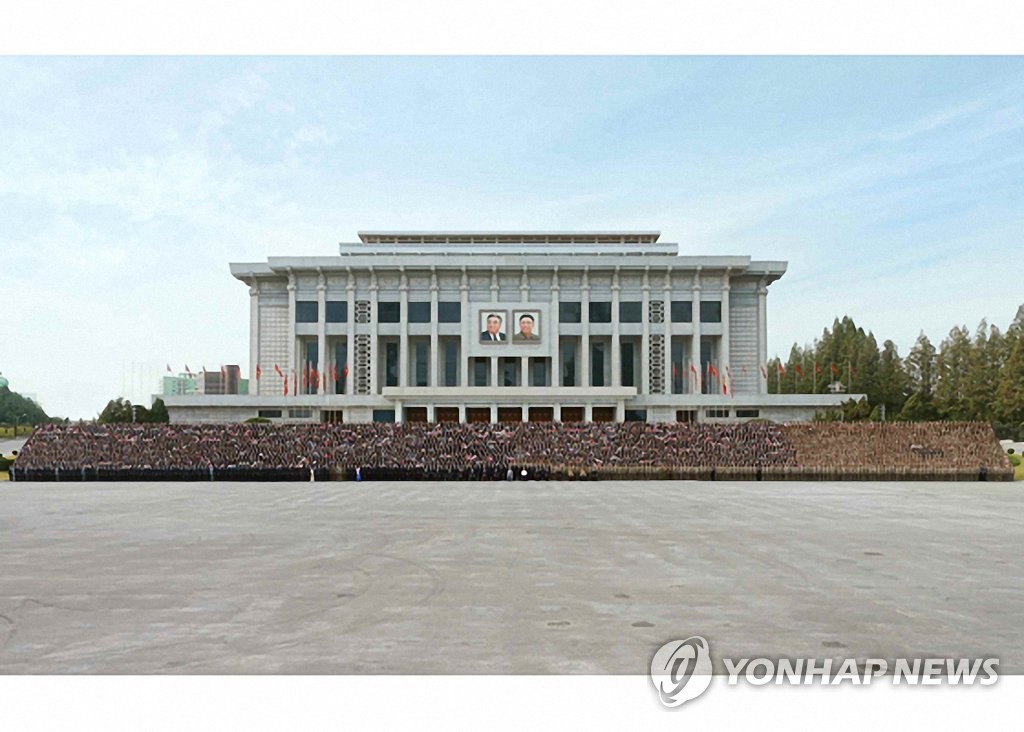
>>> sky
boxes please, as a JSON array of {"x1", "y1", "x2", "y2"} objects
[{"x1": 2, "y1": 56, "x2": 1022, "y2": 419}]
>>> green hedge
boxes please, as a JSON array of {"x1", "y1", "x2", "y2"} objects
[{"x1": 0, "y1": 457, "x2": 11, "y2": 472}]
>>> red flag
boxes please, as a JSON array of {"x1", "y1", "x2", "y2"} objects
[
  {"x1": 795, "y1": 364, "x2": 804, "y2": 377},
  {"x1": 166, "y1": 364, "x2": 172, "y2": 373},
  {"x1": 708, "y1": 363, "x2": 719, "y2": 378},
  {"x1": 777, "y1": 363, "x2": 786, "y2": 377},
  {"x1": 185, "y1": 364, "x2": 192, "y2": 376},
  {"x1": 283, "y1": 375, "x2": 288, "y2": 396},
  {"x1": 830, "y1": 363, "x2": 839, "y2": 376},
  {"x1": 722, "y1": 382, "x2": 728, "y2": 395},
  {"x1": 760, "y1": 365, "x2": 767, "y2": 379},
  {"x1": 343, "y1": 364, "x2": 349, "y2": 379},
  {"x1": 255, "y1": 365, "x2": 262, "y2": 381},
  {"x1": 814, "y1": 362, "x2": 822, "y2": 375},
  {"x1": 274, "y1": 364, "x2": 284, "y2": 378},
  {"x1": 302, "y1": 367, "x2": 308, "y2": 389}
]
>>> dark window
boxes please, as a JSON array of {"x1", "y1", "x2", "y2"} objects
[
  {"x1": 408, "y1": 302, "x2": 430, "y2": 323},
  {"x1": 438, "y1": 301, "x2": 461, "y2": 323},
  {"x1": 531, "y1": 358, "x2": 548, "y2": 387},
  {"x1": 414, "y1": 342, "x2": 428, "y2": 386},
  {"x1": 296, "y1": 301, "x2": 318, "y2": 323},
  {"x1": 472, "y1": 357, "x2": 489, "y2": 387},
  {"x1": 707, "y1": 408, "x2": 730, "y2": 418},
  {"x1": 561, "y1": 341, "x2": 576, "y2": 386},
  {"x1": 621, "y1": 342, "x2": 635, "y2": 387},
  {"x1": 372, "y1": 409, "x2": 396, "y2": 423},
  {"x1": 444, "y1": 342, "x2": 458, "y2": 387},
  {"x1": 257, "y1": 409, "x2": 282, "y2": 418},
  {"x1": 326, "y1": 301, "x2": 347, "y2": 323},
  {"x1": 334, "y1": 342, "x2": 347, "y2": 394},
  {"x1": 559, "y1": 301, "x2": 581, "y2": 323},
  {"x1": 625, "y1": 409, "x2": 647, "y2": 422},
  {"x1": 591, "y1": 342, "x2": 605, "y2": 387},
  {"x1": 671, "y1": 301, "x2": 693, "y2": 323},
  {"x1": 736, "y1": 409, "x2": 760, "y2": 418},
  {"x1": 588, "y1": 301, "x2": 612, "y2": 323},
  {"x1": 671, "y1": 340, "x2": 685, "y2": 394},
  {"x1": 305, "y1": 341, "x2": 318, "y2": 394},
  {"x1": 385, "y1": 342, "x2": 398, "y2": 387},
  {"x1": 501, "y1": 357, "x2": 520, "y2": 387},
  {"x1": 378, "y1": 301, "x2": 400, "y2": 323},
  {"x1": 619, "y1": 301, "x2": 642, "y2": 323},
  {"x1": 289, "y1": 408, "x2": 313, "y2": 419},
  {"x1": 700, "y1": 301, "x2": 722, "y2": 323}
]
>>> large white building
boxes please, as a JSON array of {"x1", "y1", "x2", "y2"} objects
[{"x1": 164, "y1": 231, "x2": 853, "y2": 424}]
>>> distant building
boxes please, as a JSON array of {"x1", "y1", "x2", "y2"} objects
[
  {"x1": 195, "y1": 365, "x2": 245, "y2": 395},
  {"x1": 162, "y1": 374, "x2": 197, "y2": 396}
]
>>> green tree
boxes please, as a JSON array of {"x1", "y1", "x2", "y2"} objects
[
  {"x1": 0, "y1": 386, "x2": 50, "y2": 427},
  {"x1": 97, "y1": 398, "x2": 134, "y2": 423},
  {"x1": 900, "y1": 332, "x2": 939, "y2": 420},
  {"x1": 148, "y1": 398, "x2": 170, "y2": 423},
  {"x1": 935, "y1": 325, "x2": 973, "y2": 420},
  {"x1": 877, "y1": 339, "x2": 909, "y2": 417},
  {"x1": 994, "y1": 335, "x2": 1024, "y2": 426}
]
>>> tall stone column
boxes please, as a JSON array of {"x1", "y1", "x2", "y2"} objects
[
  {"x1": 429, "y1": 267, "x2": 439, "y2": 388},
  {"x1": 663, "y1": 267, "x2": 673, "y2": 394},
  {"x1": 345, "y1": 267, "x2": 355, "y2": 395},
  {"x1": 641, "y1": 266, "x2": 650, "y2": 395},
  {"x1": 690, "y1": 268, "x2": 702, "y2": 394},
  {"x1": 550, "y1": 267, "x2": 561, "y2": 385},
  {"x1": 286, "y1": 270, "x2": 296, "y2": 397},
  {"x1": 249, "y1": 280, "x2": 259, "y2": 396},
  {"x1": 757, "y1": 278, "x2": 768, "y2": 395},
  {"x1": 460, "y1": 267, "x2": 470, "y2": 388},
  {"x1": 317, "y1": 269, "x2": 327, "y2": 395},
  {"x1": 720, "y1": 269, "x2": 731, "y2": 395},
  {"x1": 369, "y1": 268, "x2": 379, "y2": 396},
  {"x1": 399, "y1": 268, "x2": 409, "y2": 387},
  {"x1": 581, "y1": 267, "x2": 590, "y2": 387},
  {"x1": 611, "y1": 266, "x2": 621, "y2": 387}
]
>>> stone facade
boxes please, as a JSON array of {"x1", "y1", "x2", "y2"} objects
[{"x1": 165, "y1": 231, "x2": 857, "y2": 424}]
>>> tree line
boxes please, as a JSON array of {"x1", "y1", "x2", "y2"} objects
[{"x1": 767, "y1": 304, "x2": 1024, "y2": 439}]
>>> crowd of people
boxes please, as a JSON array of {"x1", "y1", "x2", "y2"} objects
[
  {"x1": 783, "y1": 421, "x2": 1011, "y2": 477},
  {"x1": 8, "y1": 420, "x2": 1012, "y2": 481}
]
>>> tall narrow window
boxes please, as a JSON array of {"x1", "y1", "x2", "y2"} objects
[
  {"x1": 444, "y1": 342, "x2": 458, "y2": 387},
  {"x1": 414, "y1": 342, "x2": 428, "y2": 386},
  {"x1": 561, "y1": 341, "x2": 577, "y2": 386},
  {"x1": 621, "y1": 342, "x2": 635, "y2": 387},
  {"x1": 591, "y1": 342, "x2": 605, "y2": 387},
  {"x1": 385, "y1": 342, "x2": 399, "y2": 387}
]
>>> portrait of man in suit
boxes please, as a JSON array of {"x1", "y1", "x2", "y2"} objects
[
  {"x1": 512, "y1": 311, "x2": 541, "y2": 342},
  {"x1": 480, "y1": 311, "x2": 507, "y2": 342}
]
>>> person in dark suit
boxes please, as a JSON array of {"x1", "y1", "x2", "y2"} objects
[{"x1": 480, "y1": 313, "x2": 507, "y2": 342}]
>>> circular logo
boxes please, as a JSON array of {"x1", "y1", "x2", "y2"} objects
[{"x1": 650, "y1": 636, "x2": 713, "y2": 707}]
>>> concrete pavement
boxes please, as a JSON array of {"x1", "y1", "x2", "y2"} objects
[{"x1": 0, "y1": 480, "x2": 1021, "y2": 674}]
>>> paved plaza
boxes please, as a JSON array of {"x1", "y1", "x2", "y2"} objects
[{"x1": 0, "y1": 480, "x2": 1021, "y2": 674}]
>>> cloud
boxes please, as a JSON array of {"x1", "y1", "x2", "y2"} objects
[{"x1": 878, "y1": 98, "x2": 986, "y2": 142}]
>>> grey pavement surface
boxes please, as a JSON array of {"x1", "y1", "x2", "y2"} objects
[{"x1": 0, "y1": 480, "x2": 1021, "y2": 674}]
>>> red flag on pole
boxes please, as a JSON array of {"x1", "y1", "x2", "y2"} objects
[
  {"x1": 760, "y1": 365, "x2": 767, "y2": 380},
  {"x1": 814, "y1": 362, "x2": 822, "y2": 375},
  {"x1": 343, "y1": 364, "x2": 349, "y2": 379},
  {"x1": 283, "y1": 375, "x2": 288, "y2": 396},
  {"x1": 722, "y1": 382, "x2": 728, "y2": 395},
  {"x1": 830, "y1": 363, "x2": 839, "y2": 376},
  {"x1": 777, "y1": 363, "x2": 786, "y2": 377},
  {"x1": 795, "y1": 364, "x2": 804, "y2": 377},
  {"x1": 255, "y1": 365, "x2": 262, "y2": 381},
  {"x1": 166, "y1": 364, "x2": 172, "y2": 373},
  {"x1": 185, "y1": 364, "x2": 192, "y2": 376},
  {"x1": 274, "y1": 364, "x2": 284, "y2": 378}
]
